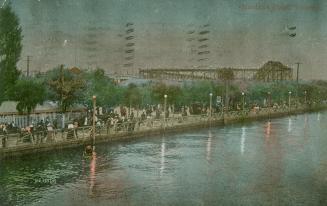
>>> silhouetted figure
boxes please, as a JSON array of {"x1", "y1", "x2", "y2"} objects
[{"x1": 84, "y1": 145, "x2": 94, "y2": 157}]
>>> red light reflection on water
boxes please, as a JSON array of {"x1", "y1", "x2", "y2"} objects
[
  {"x1": 265, "y1": 121, "x2": 271, "y2": 139},
  {"x1": 260, "y1": 120, "x2": 283, "y2": 200},
  {"x1": 89, "y1": 152, "x2": 97, "y2": 196}
]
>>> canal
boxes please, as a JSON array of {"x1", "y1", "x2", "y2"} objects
[{"x1": 1, "y1": 111, "x2": 327, "y2": 205}]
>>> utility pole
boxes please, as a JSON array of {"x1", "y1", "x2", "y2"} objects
[
  {"x1": 295, "y1": 62, "x2": 301, "y2": 83},
  {"x1": 295, "y1": 62, "x2": 301, "y2": 108},
  {"x1": 26, "y1": 56, "x2": 32, "y2": 77}
]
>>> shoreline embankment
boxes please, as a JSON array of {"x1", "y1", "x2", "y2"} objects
[{"x1": 1, "y1": 105, "x2": 326, "y2": 159}]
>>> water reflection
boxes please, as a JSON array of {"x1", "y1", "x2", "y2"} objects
[
  {"x1": 265, "y1": 121, "x2": 271, "y2": 139},
  {"x1": 304, "y1": 114, "x2": 308, "y2": 125},
  {"x1": 1, "y1": 111, "x2": 327, "y2": 205},
  {"x1": 88, "y1": 153, "x2": 97, "y2": 197},
  {"x1": 288, "y1": 117, "x2": 292, "y2": 132},
  {"x1": 206, "y1": 130, "x2": 212, "y2": 161},
  {"x1": 262, "y1": 119, "x2": 282, "y2": 201},
  {"x1": 317, "y1": 112, "x2": 320, "y2": 121},
  {"x1": 303, "y1": 114, "x2": 309, "y2": 140},
  {"x1": 240, "y1": 127, "x2": 246, "y2": 155},
  {"x1": 160, "y1": 137, "x2": 166, "y2": 177}
]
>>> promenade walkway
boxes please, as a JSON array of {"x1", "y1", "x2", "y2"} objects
[{"x1": 0, "y1": 104, "x2": 325, "y2": 157}]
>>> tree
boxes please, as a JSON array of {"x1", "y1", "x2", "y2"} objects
[
  {"x1": 247, "y1": 82, "x2": 272, "y2": 106},
  {"x1": 80, "y1": 68, "x2": 122, "y2": 108},
  {"x1": 139, "y1": 83, "x2": 153, "y2": 107},
  {"x1": 217, "y1": 68, "x2": 235, "y2": 110},
  {"x1": 123, "y1": 83, "x2": 141, "y2": 108},
  {"x1": 11, "y1": 79, "x2": 45, "y2": 124},
  {"x1": 151, "y1": 83, "x2": 182, "y2": 105},
  {"x1": 0, "y1": 3, "x2": 22, "y2": 102},
  {"x1": 181, "y1": 81, "x2": 214, "y2": 105},
  {"x1": 47, "y1": 65, "x2": 85, "y2": 113},
  {"x1": 309, "y1": 80, "x2": 327, "y2": 104}
]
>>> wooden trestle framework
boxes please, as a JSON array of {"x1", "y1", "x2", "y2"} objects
[{"x1": 139, "y1": 67, "x2": 293, "y2": 81}]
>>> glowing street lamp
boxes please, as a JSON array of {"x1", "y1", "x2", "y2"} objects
[
  {"x1": 209, "y1": 93, "x2": 213, "y2": 118},
  {"x1": 92, "y1": 95, "x2": 96, "y2": 150},
  {"x1": 241, "y1": 92, "x2": 245, "y2": 112},
  {"x1": 288, "y1": 91, "x2": 292, "y2": 113},
  {"x1": 164, "y1": 94, "x2": 167, "y2": 128},
  {"x1": 304, "y1": 90, "x2": 307, "y2": 105},
  {"x1": 268, "y1": 92, "x2": 271, "y2": 121}
]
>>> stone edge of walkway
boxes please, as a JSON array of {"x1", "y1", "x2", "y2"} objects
[{"x1": 0, "y1": 106, "x2": 326, "y2": 159}]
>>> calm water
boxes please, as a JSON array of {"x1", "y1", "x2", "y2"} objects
[{"x1": 1, "y1": 111, "x2": 327, "y2": 206}]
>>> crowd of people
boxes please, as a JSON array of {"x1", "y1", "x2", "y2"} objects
[
  {"x1": 97, "y1": 105, "x2": 199, "y2": 133},
  {"x1": 0, "y1": 104, "x2": 222, "y2": 147},
  {"x1": 0, "y1": 119, "x2": 58, "y2": 147},
  {"x1": 1, "y1": 101, "x2": 314, "y2": 148}
]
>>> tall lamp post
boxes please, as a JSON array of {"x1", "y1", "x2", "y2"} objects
[
  {"x1": 164, "y1": 94, "x2": 167, "y2": 128},
  {"x1": 209, "y1": 93, "x2": 213, "y2": 119},
  {"x1": 221, "y1": 95, "x2": 225, "y2": 123},
  {"x1": 92, "y1": 95, "x2": 96, "y2": 151},
  {"x1": 288, "y1": 91, "x2": 292, "y2": 113},
  {"x1": 304, "y1": 90, "x2": 307, "y2": 106},
  {"x1": 268, "y1": 92, "x2": 271, "y2": 121},
  {"x1": 241, "y1": 92, "x2": 245, "y2": 113}
]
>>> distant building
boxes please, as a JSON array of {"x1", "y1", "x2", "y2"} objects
[{"x1": 254, "y1": 61, "x2": 293, "y2": 82}]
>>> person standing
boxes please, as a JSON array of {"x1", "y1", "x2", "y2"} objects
[
  {"x1": 47, "y1": 123, "x2": 54, "y2": 142},
  {"x1": 74, "y1": 122, "x2": 79, "y2": 138},
  {"x1": 30, "y1": 124, "x2": 35, "y2": 143},
  {"x1": 2, "y1": 124, "x2": 8, "y2": 148}
]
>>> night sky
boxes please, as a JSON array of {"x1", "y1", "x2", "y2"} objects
[{"x1": 7, "y1": 0, "x2": 327, "y2": 79}]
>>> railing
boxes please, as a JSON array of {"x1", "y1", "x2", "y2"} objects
[{"x1": 0, "y1": 103, "x2": 325, "y2": 150}]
